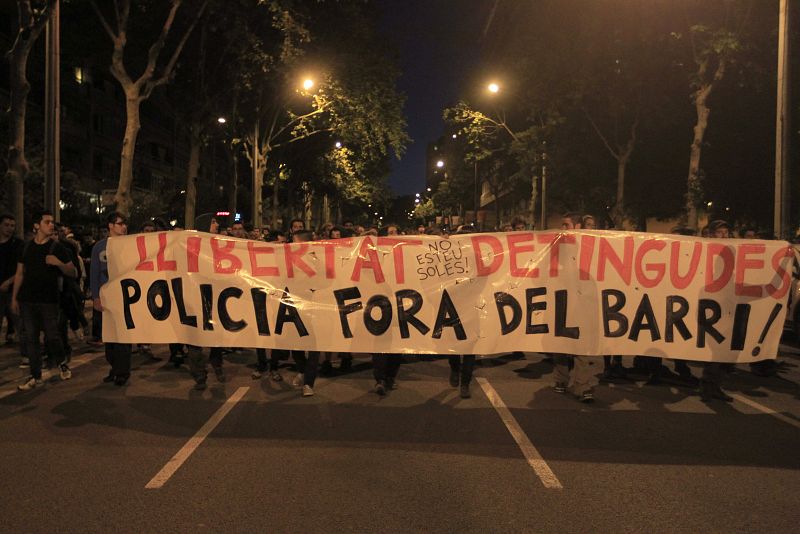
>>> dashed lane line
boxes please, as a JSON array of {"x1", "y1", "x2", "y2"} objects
[
  {"x1": 145, "y1": 386, "x2": 250, "y2": 489},
  {"x1": 730, "y1": 393, "x2": 800, "y2": 430},
  {"x1": 476, "y1": 377, "x2": 563, "y2": 490}
]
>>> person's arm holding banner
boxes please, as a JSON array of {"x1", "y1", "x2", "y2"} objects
[{"x1": 90, "y1": 239, "x2": 104, "y2": 312}]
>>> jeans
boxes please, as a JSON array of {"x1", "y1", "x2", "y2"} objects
[
  {"x1": 0, "y1": 290, "x2": 13, "y2": 336},
  {"x1": 187, "y1": 346, "x2": 224, "y2": 381},
  {"x1": 21, "y1": 302, "x2": 65, "y2": 379},
  {"x1": 372, "y1": 353, "x2": 402, "y2": 382},
  {"x1": 256, "y1": 348, "x2": 280, "y2": 372},
  {"x1": 552, "y1": 353, "x2": 598, "y2": 395},
  {"x1": 105, "y1": 343, "x2": 132, "y2": 378},
  {"x1": 448, "y1": 354, "x2": 476, "y2": 384},
  {"x1": 290, "y1": 350, "x2": 320, "y2": 387}
]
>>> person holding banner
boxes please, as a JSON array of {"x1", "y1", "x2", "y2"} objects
[
  {"x1": 448, "y1": 354, "x2": 476, "y2": 398},
  {"x1": 287, "y1": 230, "x2": 321, "y2": 397},
  {"x1": 91, "y1": 212, "x2": 132, "y2": 386},
  {"x1": 373, "y1": 353, "x2": 402, "y2": 396},
  {"x1": 699, "y1": 220, "x2": 735, "y2": 403},
  {"x1": 187, "y1": 346, "x2": 226, "y2": 391},
  {"x1": 552, "y1": 212, "x2": 600, "y2": 402}
]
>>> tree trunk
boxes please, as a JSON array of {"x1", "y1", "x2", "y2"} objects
[
  {"x1": 686, "y1": 87, "x2": 710, "y2": 230},
  {"x1": 115, "y1": 95, "x2": 141, "y2": 216},
  {"x1": 6, "y1": 44, "x2": 32, "y2": 238},
  {"x1": 184, "y1": 126, "x2": 201, "y2": 229},
  {"x1": 492, "y1": 185, "x2": 501, "y2": 230},
  {"x1": 528, "y1": 171, "x2": 538, "y2": 228},
  {"x1": 253, "y1": 165, "x2": 265, "y2": 226},
  {"x1": 613, "y1": 155, "x2": 628, "y2": 229},
  {"x1": 5, "y1": 1, "x2": 52, "y2": 237},
  {"x1": 271, "y1": 177, "x2": 279, "y2": 229},
  {"x1": 302, "y1": 181, "x2": 313, "y2": 230}
]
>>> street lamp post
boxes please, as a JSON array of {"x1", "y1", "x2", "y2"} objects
[
  {"x1": 774, "y1": 0, "x2": 791, "y2": 239},
  {"x1": 44, "y1": 0, "x2": 61, "y2": 222}
]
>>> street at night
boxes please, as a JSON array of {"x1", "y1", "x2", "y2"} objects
[
  {"x1": 1, "y1": 339, "x2": 799, "y2": 532},
  {"x1": 2, "y1": 1, "x2": 800, "y2": 532}
]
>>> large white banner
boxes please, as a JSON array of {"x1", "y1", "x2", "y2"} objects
[{"x1": 101, "y1": 230, "x2": 795, "y2": 363}]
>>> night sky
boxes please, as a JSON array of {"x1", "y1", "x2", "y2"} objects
[{"x1": 379, "y1": 0, "x2": 494, "y2": 197}]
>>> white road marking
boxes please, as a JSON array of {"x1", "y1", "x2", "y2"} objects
[
  {"x1": 730, "y1": 393, "x2": 800, "y2": 430},
  {"x1": 476, "y1": 377, "x2": 563, "y2": 489},
  {"x1": 145, "y1": 386, "x2": 249, "y2": 489}
]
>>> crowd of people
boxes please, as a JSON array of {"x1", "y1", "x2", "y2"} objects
[{"x1": 0, "y1": 209, "x2": 789, "y2": 403}]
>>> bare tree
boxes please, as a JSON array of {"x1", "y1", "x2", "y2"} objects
[
  {"x1": 90, "y1": 0, "x2": 208, "y2": 216},
  {"x1": 5, "y1": 0, "x2": 56, "y2": 237},
  {"x1": 681, "y1": 4, "x2": 750, "y2": 229}
]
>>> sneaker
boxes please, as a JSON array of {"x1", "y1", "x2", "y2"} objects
[
  {"x1": 374, "y1": 381, "x2": 386, "y2": 396},
  {"x1": 103, "y1": 374, "x2": 116, "y2": 383},
  {"x1": 251, "y1": 369, "x2": 264, "y2": 380},
  {"x1": 75, "y1": 329, "x2": 85, "y2": 342},
  {"x1": 18, "y1": 377, "x2": 43, "y2": 391},
  {"x1": 459, "y1": 383, "x2": 471, "y2": 399},
  {"x1": 449, "y1": 370, "x2": 459, "y2": 388},
  {"x1": 18, "y1": 357, "x2": 30, "y2": 369},
  {"x1": 302, "y1": 384, "x2": 314, "y2": 397},
  {"x1": 386, "y1": 377, "x2": 397, "y2": 390},
  {"x1": 270, "y1": 371, "x2": 283, "y2": 382},
  {"x1": 553, "y1": 382, "x2": 567, "y2": 394},
  {"x1": 579, "y1": 391, "x2": 594, "y2": 403},
  {"x1": 194, "y1": 379, "x2": 207, "y2": 391},
  {"x1": 59, "y1": 364, "x2": 72, "y2": 381},
  {"x1": 169, "y1": 355, "x2": 185, "y2": 368},
  {"x1": 292, "y1": 373, "x2": 303, "y2": 387},
  {"x1": 339, "y1": 357, "x2": 352, "y2": 372},
  {"x1": 114, "y1": 375, "x2": 129, "y2": 386},
  {"x1": 213, "y1": 367, "x2": 226, "y2": 383}
]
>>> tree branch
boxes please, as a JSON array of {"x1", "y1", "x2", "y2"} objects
[
  {"x1": 270, "y1": 105, "x2": 329, "y2": 142},
  {"x1": 150, "y1": 0, "x2": 210, "y2": 88},
  {"x1": 89, "y1": 0, "x2": 118, "y2": 41},
  {"x1": 139, "y1": 0, "x2": 181, "y2": 86},
  {"x1": 584, "y1": 108, "x2": 620, "y2": 160},
  {"x1": 24, "y1": 0, "x2": 57, "y2": 43},
  {"x1": 273, "y1": 127, "x2": 334, "y2": 149}
]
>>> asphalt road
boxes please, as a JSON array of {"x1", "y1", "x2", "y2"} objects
[{"x1": 1, "y1": 335, "x2": 799, "y2": 533}]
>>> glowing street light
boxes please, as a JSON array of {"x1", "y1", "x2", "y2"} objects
[
  {"x1": 303, "y1": 78, "x2": 315, "y2": 91},
  {"x1": 426, "y1": 187, "x2": 431, "y2": 192},
  {"x1": 436, "y1": 160, "x2": 444, "y2": 168},
  {"x1": 415, "y1": 193, "x2": 420, "y2": 197},
  {"x1": 217, "y1": 117, "x2": 227, "y2": 124},
  {"x1": 335, "y1": 141, "x2": 342, "y2": 148},
  {"x1": 488, "y1": 82, "x2": 500, "y2": 94}
]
